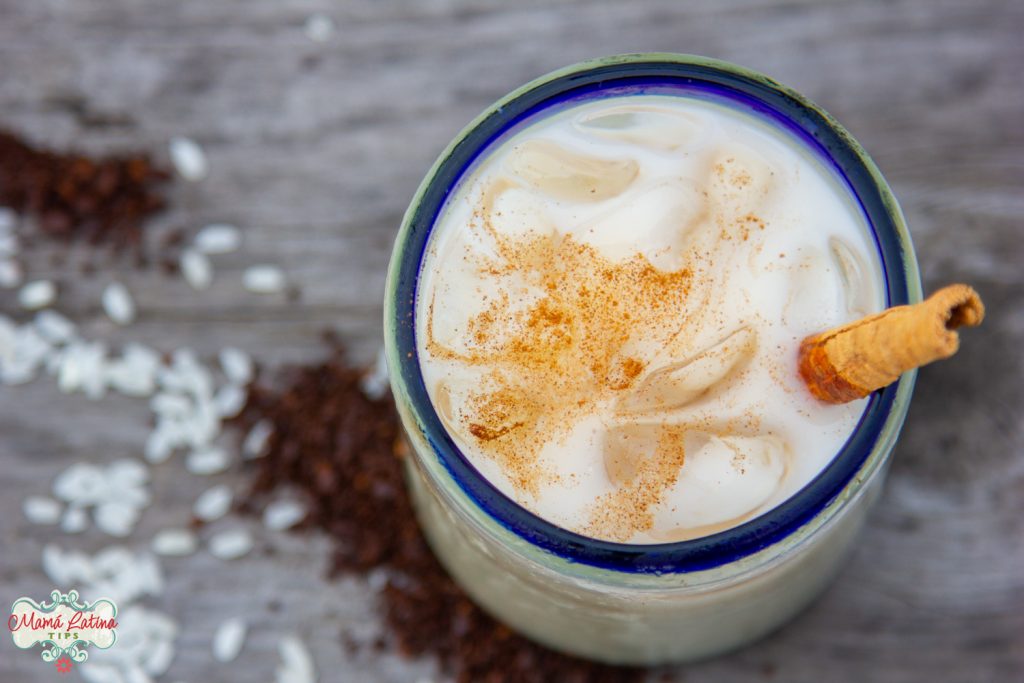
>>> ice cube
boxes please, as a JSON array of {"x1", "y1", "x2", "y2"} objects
[
  {"x1": 651, "y1": 432, "x2": 788, "y2": 539},
  {"x1": 783, "y1": 247, "x2": 844, "y2": 333},
  {"x1": 830, "y1": 236, "x2": 873, "y2": 317},
  {"x1": 575, "y1": 106, "x2": 705, "y2": 151},
  {"x1": 486, "y1": 184, "x2": 556, "y2": 244},
  {"x1": 572, "y1": 180, "x2": 706, "y2": 270},
  {"x1": 602, "y1": 423, "x2": 662, "y2": 487},
  {"x1": 505, "y1": 139, "x2": 638, "y2": 202},
  {"x1": 617, "y1": 327, "x2": 756, "y2": 415},
  {"x1": 707, "y1": 143, "x2": 775, "y2": 221}
]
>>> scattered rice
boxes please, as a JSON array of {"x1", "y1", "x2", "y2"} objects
[
  {"x1": 61, "y1": 505, "x2": 89, "y2": 534},
  {"x1": 78, "y1": 663, "x2": 121, "y2": 683},
  {"x1": 181, "y1": 248, "x2": 213, "y2": 290},
  {"x1": 0, "y1": 259, "x2": 22, "y2": 288},
  {"x1": 152, "y1": 529, "x2": 198, "y2": 557},
  {"x1": 94, "y1": 501, "x2": 141, "y2": 537},
  {"x1": 208, "y1": 528, "x2": 254, "y2": 560},
  {"x1": 102, "y1": 281, "x2": 136, "y2": 325},
  {"x1": 22, "y1": 495, "x2": 62, "y2": 525},
  {"x1": 169, "y1": 136, "x2": 208, "y2": 181},
  {"x1": 193, "y1": 484, "x2": 233, "y2": 522},
  {"x1": 263, "y1": 499, "x2": 306, "y2": 531},
  {"x1": 366, "y1": 568, "x2": 389, "y2": 593},
  {"x1": 106, "y1": 343, "x2": 160, "y2": 397},
  {"x1": 34, "y1": 310, "x2": 76, "y2": 344},
  {"x1": 0, "y1": 323, "x2": 49, "y2": 385},
  {"x1": 212, "y1": 617, "x2": 247, "y2": 662},
  {"x1": 151, "y1": 392, "x2": 193, "y2": 417},
  {"x1": 18, "y1": 279, "x2": 56, "y2": 310},
  {"x1": 0, "y1": 206, "x2": 15, "y2": 231},
  {"x1": 195, "y1": 223, "x2": 242, "y2": 254},
  {"x1": 41, "y1": 544, "x2": 93, "y2": 585},
  {"x1": 50, "y1": 460, "x2": 150, "y2": 536},
  {"x1": 57, "y1": 340, "x2": 109, "y2": 399},
  {"x1": 144, "y1": 427, "x2": 176, "y2": 464},
  {"x1": 0, "y1": 232, "x2": 17, "y2": 256},
  {"x1": 243, "y1": 265, "x2": 286, "y2": 293},
  {"x1": 144, "y1": 640, "x2": 176, "y2": 676},
  {"x1": 360, "y1": 346, "x2": 390, "y2": 400},
  {"x1": 214, "y1": 383, "x2": 247, "y2": 418},
  {"x1": 242, "y1": 419, "x2": 273, "y2": 459},
  {"x1": 185, "y1": 446, "x2": 230, "y2": 475},
  {"x1": 219, "y1": 346, "x2": 254, "y2": 385},
  {"x1": 277, "y1": 634, "x2": 317, "y2": 683},
  {"x1": 304, "y1": 13, "x2": 336, "y2": 42},
  {"x1": 53, "y1": 462, "x2": 107, "y2": 504}
]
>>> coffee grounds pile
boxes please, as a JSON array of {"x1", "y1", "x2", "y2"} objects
[
  {"x1": 233, "y1": 340, "x2": 646, "y2": 683},
  {"x1": 0, "y1": 128, "x2": 169, "y2": 258}
]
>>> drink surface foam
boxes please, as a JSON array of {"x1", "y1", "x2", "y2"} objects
[{"x1": 416, "y1": 94, "x2": 883, "y2": 543}]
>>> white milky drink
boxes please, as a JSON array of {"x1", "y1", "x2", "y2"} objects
[{"x1": 416, "y1": 94, "x2": 883, "y2": 544}]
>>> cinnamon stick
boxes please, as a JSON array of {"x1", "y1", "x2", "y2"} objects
[{"x1": 798, "y1": 284, "x2": 984, "y2": 404}]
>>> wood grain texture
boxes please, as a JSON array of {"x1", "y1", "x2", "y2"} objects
[{"x1": 1, "y1": 0, "x2": 1022, "y2": 681}]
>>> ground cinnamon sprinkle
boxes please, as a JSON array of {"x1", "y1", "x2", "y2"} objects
[
  {"x1": 0, "y1": 128, "x2": 169, "y2": 261},
  {"x1": 232, "y1": 339, "x2": 644, "y2": 683},
  {"x1": 426, "y1": 231, "x2": 694, "y2": 505}
]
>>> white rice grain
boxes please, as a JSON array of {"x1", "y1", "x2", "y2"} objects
[
  {"x1": 53, "y1": 462, "x2": 107, "y2": 504},
  {"x1": 243, "y1": 265, "x2": 286, "y2": 294},
  {"x1": 18, "y1": 279, "x2": 56, "y2": 310},
  {"x1": 242, "y1": 420, "x2": 273, "y2": 459},
  {"x1": 195, "y1": 224, "x2": 241, "y2": 254},
  {"x1": 144, "y1": 427, "x2": 176, "y2": 464},
  {"x1": 107, "y1": 345, "x2": 160, "y2": 396},
  {"x1": 78, "y1": 341, "x2": 109, "y2": 400},
  {"x1": 108, "y1": 458, "x2": 149, "y2": 487},
  {"x1": 61, "y1": 505, "x2": 90, "y2": 534},
  {"x1": 212, "y1": 617, "x2": 247, "y2": 662},
  {"x1": 22, "y1": 495, "x2": 62, "y2": 525},
  {"x1": 180, "y1": 249, "x2": 213, "y2": 290},
  {"x1": 151, "y1": 392, "x2": 192, "y2": 417},
  {"x1": 102, "y1": 282, "x2": 136, "y2": 325},
  {"x1": 184, "y1": 400, "x2": 220, "y2": 448},
  {"x1": 360, "y1": 346, "x2": 390, "y2": 400},
  {"x1": 213, "y1": 383, "x2": 246, "y2": 418},
  {"x1": 0, "y1": 232, "x2": 17, "y2": 256},
  {"x1": 0, "y1": 207, "x2": 15, "y2": 232},
  {"x1": 143, "y1": 640, "x2": 175, "y2": 676},
  {"x1": 263, "y1": 500, "x2": 306, "y2": 531},
  {"x1": 78, "y1": 663, "x2": 123, "y2": 683},
  {"x1": 34, "y1": 310, "x2": 76, "y2": 344},
  {"x1": 0, "y1": 259, "x2": 23, "y2": 289},
  {"x1": 42, "y1": 544, "x2": 93, "y2": 585},
  {"x1": 208, "y1": 529, "x2": 253, "y2": 560},
  {"x1": 277, "y1": 634, "x2": 316, "y2": 683},
  {"x1": 218, "y1": 346, "x2": 253, "y2": 385},
  {"x1": 305, "y1": 13, "x2": 335, "y2": 42},
  {"x1": 185, "y1": 446, "x2": 230, "y2": 475},
  {"x1": 169, "y1": 136, "x2": 208, "y2": 181},
  {"x1": 152, "y1": 529, "x2": 197, "y2": 557},
  {"x1": 94, "y1": 501, "x2": 140, "y2": 537},
  {"x1": 193, "y1": 485, "x2": 232, "y2": 522}
]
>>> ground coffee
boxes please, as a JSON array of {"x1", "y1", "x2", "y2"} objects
[
  {"x1": 0, "y1": 129, "x2": 169, "y2": 261},
  {"x1": 233, "y1": 338, "x2": 645, "y2": 683}
]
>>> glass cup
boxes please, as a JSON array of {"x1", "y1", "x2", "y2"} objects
[{"x1": 384, "y1": 54, "x2": 921, "y2": 665}]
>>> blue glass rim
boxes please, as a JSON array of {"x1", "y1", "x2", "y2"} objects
[{"x1": 387, "y1": 54, "x2": 918, "y2": 574}]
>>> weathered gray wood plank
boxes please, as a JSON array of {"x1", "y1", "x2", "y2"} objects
[{"x1": 1, "y1": 0, "x2": 1022, "y2": 680}]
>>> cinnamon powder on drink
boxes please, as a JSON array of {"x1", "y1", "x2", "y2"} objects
[{"x1": 232, "y1": 338, "x2": 644, "y2": 683}]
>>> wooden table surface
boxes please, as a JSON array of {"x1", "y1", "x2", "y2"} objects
[{"x1": 1, "y1": 0, "x2": 1022, "y2": 681}]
